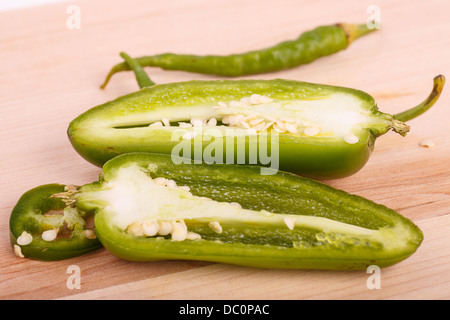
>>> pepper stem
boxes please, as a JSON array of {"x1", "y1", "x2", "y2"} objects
[
  {"x1": 391, "y1": 119, "x2": 410, "y2": 137},
  {"x1": 394, "y1": 75, "x2": 445, "y2": 122},
  {"x1": 338, "y1": 23, "x2": 378, "y2": 45},
  {"x1": 119, "y1": 52, "x2": 155, "y2": 89}
]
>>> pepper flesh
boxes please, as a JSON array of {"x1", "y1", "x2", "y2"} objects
[
  {"x1": 100, "y1": 23, "x2": 376, "y2": 88},
  {"x1": 69, "y1": 153, "x2": 422, "y2": 270},
  {"x1": 9, "y1": 184, "x2": 101, "y2": 261},
  {"x1": 68, "y1": 77, "x2": 444, "y2": 179}
]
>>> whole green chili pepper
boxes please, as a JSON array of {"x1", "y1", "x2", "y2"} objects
[
  {"x1": 100, "y1": 23, "x2": 376, "y2": 88},
  {"x1": 68, "y1": 76, "x2": 444, "y2": 179},
  {"x1": 10, "y1": 184, "x2": 101, "y2": 261},
  {"x1": 13, "y1": 153, "x2": 422, "y2": 269}
]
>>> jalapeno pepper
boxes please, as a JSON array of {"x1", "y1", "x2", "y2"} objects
[
  {"x1": 68, "y1": 76, "x2": 444, "y2": 179},
  {"x1": 9, "y1": 184, "x2": 101, "y2": 261},
  {"x1": 16, "y1": 153, "x2": 420, "y2": 269},
  {"x1": 100, "y1": 23, "x2": 376, "y2": 88}
]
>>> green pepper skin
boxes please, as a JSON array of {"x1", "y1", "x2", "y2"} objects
[
  {"x1": 10, "y1": 184, "x2": 101, "y2": 261},
  {"x1": 68, "y1": 78, "x2": 442, "y2": 179},
  {"x1": 82, "y1": 153, "x2": 423, "y2": 270},
  {"x1": 100, "y1": 23, "x2": 376, "y2": 88}
]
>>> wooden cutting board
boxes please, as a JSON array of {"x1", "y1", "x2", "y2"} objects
[{"x1": 1, "y1": 0, "x2": 449, "y2": 300}]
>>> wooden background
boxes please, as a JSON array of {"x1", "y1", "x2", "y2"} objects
[{"x1": 0, "y1": 0, "x2": 449, "y2": 300}]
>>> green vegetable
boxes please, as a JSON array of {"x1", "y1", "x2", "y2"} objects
[
  {"x1": 9, "y1": 184, "x2": 101, "y2": 261},
  {"x1": 14, "y1": 153, "x2": 422, "y2": 269},
  {"x1": 68, "y1": 76, "x2": 444, "y2": 179},
  {"x1": 100, "y1": 23, "x2": 376, "y2": 88}
]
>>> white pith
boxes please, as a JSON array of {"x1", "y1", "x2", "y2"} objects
[{"x1": 139, "y1": 93, "x2": 387, "y2": 144}]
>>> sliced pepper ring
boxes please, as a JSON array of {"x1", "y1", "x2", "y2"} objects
[{"x1": 9, "y1": 184, "x2": 102, "y2": 261}]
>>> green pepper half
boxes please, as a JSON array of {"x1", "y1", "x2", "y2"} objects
[
  {"x1": 9, "y1": 184, "x2": 101, "y2": 261},
  {"x1": 28, "y1": 152, "x2": 420, "y2": 269},
  {"x1": 68, "y1": 76, "x2": 444, "y2": 179}
]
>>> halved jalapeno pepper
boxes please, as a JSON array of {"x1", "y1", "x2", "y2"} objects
[
  {"x1": 13, "y1": 153, "x2": 422, "y2": 269},
  {"x1": 68, "y1": 76, "x2": 444, "y2": 179},
  {"x1": 9, "y1": 184, "x2": 101, "y2": 261}
]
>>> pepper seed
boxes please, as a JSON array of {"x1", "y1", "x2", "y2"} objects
[
  {"x1": 42, "y1": 229, "x2": 58, "y2": 242},
  {"x1": 209, "y1": 221, "x2": 223, "y2": 234},
  {"x1": 14, "y1": 245, "x2": 24, "y2": 258},
  {"x1": 304, "y1": 127, "x2": 320, "y2": 136},
  {"x1": 17, "y1": 231, "x2": 33, "y2": 246}
]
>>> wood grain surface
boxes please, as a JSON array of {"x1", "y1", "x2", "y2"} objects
[{"x1": 1, "y1": 0, "x2": 449, "y2": 300}]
